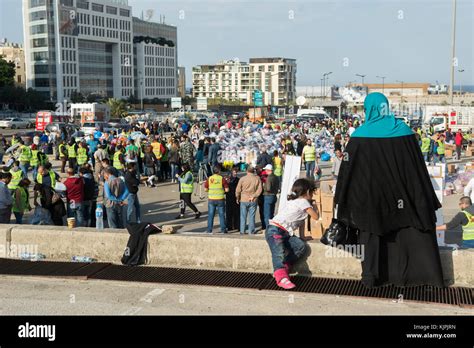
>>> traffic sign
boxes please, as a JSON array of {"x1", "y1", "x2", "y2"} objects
[{"x1": 253, "y1": 90, "x2": 263, "y2": 107}]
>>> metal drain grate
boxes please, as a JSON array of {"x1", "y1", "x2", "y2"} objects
[{"x1": 0, "y1": 258, "x2": 472, "y2": 307}]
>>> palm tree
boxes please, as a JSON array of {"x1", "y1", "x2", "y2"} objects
[{"x1": 106, "y1": 98, "x2": 127, "y2": 118}]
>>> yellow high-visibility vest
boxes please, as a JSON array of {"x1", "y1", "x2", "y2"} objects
[
  {"x1": 303, "y1": 145, "x2": 316, "y2": 162},
  {"x1": 19, "y1": 145, "x2": 32, "y2": 163},
  {"x1": 113, "y1": 151, "x2": 124, "y2": 170},
  {"x1": 462, "y1": 211, "x2": 474, "y2": 241},
  {"x1": 180, "y1": 171, "x2": 194, "y2": 193},
  {"x1": 30, "y1": 149, "x2": 39, "y2": 167},
  {"x1": 77, "y1": 148, "x2": 88, "y2": 165},
  {"x1": 37, "y1": 171, "x2": 56, "y2": 188},
  {"x1": 273, "y1": 156, "x2": 283, "y2": 176},
  {"x1": 68, "y1": 144, "x2": 77, "y2": 158},
  {"x1": 208, "y1": 174, "x2": 224, "y2": 200},
  {"x1": 8, "y1": 169, "x2": 23, "y2": 190}
]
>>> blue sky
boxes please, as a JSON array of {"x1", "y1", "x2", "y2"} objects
[{"x1": 1, "y1": 0, "x2": 472, "y2": 86}]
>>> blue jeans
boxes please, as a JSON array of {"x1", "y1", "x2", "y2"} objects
[
  {"x1": 14, "y1": 212, "x2": 23, "y2": 224},
  {"x1": 461, "y1": 240, "x2": 474, "y2": 249},
  {"x1": 0, "y1": 153, "x2": 3, "y2": 164},
  {"x1": 207, "y1": 200, "x2": 226, "y2": 233},
  {"x1": 305, "y1": 161, "x2": 315, "y2": 180},
  {"x1": 126, "y1": 193, "x2": 141, "y2": 224},
  {"x1": 19, "y1": 163, "x2": 29, "y2": 179},
  {"x1": 240, "y1": 201, "x2": 257, "y2": 234},
  {"x1": 265, "y1": 225, "x2": 307, "y2": 271},
  {"x1": 32, "y1": 166, "x2": 39, "y2": 182},
  {"x1": 263, "y1": 195, "x2": 277, "y2": 230},
  {"x1": 106, "y1": 204, "x2": 124, "y2": 229},
  {"x1": 170, "y1": 163, "x2": 179, "y2": 179},
  {"x1": 434, "y1": 154, "x2": 445, "y2": 164},
  {"x1": 67, "y1": 202, "x2": 84, "y2": 227},
  {"x1": 422, "y1": 152, "x2": 429, "y2": 162},
  {"x1": 82, "y1": 200, "x2": 92, "y2": 227}
]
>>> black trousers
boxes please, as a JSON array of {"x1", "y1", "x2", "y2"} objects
[
  {"x1": 180, "y1": 193, "x2": 198, "y2": 215},
  {"x1": 225, "y1": 194, "x2": 240, "y2": 230},
  {"x1": 258, "y1": 195, "x2": 266, "y2": 230}
]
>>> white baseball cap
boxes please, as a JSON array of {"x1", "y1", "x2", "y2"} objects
[{"x1": 263, "y1": 164, "x2": 273, "y2": 171}]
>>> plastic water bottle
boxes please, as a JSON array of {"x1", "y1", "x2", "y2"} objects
[
  {"x1": 72, "y1": 256, "x2": 95, "y2": 263},
  {"x1": 20, "y1": 253, "x2": 46, "y2": 261},
  {"x1": 95, "y1": 203, "x2": 104, "y2": 230}
]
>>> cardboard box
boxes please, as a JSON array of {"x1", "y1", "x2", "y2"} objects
[
  {"x1": 321, "y1": 211, "x2": 333, "y2": 229},
  {"x1": 321, "y1": 194, "x2": 334, "y2": 212},
  {"x1": 320, "y1": 180, "x2": 336, "y2": 194},
  {"x1": 465, "y1": 165, "x2": 474, "y2": 172},
  {"x1": 426, "y1": 164, "x2": 443, "y2": 178},
  {"x1": 303, "y1": 218, "x2": 324, "y2": 239},
  {"x1": 465, "y1": 149, "x2": 474, "y2": 157},
  {"x1": 445, "y1": 149, "x2": 453, "y2": 158},
  {"x1": 313, "y1": 188, "x2": 321, "y2": 203},
  {"x1": 447, "y1": 164, "x2": 456, "y2": 174}
]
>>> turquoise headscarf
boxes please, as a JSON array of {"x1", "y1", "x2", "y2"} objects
[{"x1": 351, "y1": 92, "x2": 413, "y2": 138}]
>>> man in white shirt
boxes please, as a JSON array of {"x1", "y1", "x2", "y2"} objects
[
  {"x1": 0, "y1": 172, "x2": 13, "y2": 223},
  {"x1": 464, "y1": 177, "x2": 474, "y2": 203}
]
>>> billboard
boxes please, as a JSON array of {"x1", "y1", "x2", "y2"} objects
[
  {"x1": 59, "y1": 6, "x2": 79, "y2": 36},
  {"x1": 171, "y1": 97, "x2": 182, "y2": 109},
  {"x1": 196, "y1": 97, "x2": 207, "y2": 111}
]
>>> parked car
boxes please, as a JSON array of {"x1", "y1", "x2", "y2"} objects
[{"x1": 0, "y1": 118, "x2": 29, "y2": 129}]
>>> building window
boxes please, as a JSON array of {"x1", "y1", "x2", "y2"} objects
[
  {"x1": 32, "y1": 38, "x2": 48, "y2": 48},
  {"x1": 30, "y1": 10, "x2": 47, "y2": 21},
  {"x1": 91, "y1": 3, "x2": 104, "y2": 12},
  {"x1": 33, "y1": 51, "x2": 49, "y2": 61},
  {"x1": 29, "y1": 0, "x2": 45, "y2": 8},
  {"x1": 60, "y1": 0, "x2": 73, "y2": 7},
  {"x1": 106, "y1": 6, "x2": 117, "y2": 15},
  {"x1": 34, "y1": 65, "x2": 49, "y2": 74},
  {"x1": 77, "y1": 0, "x2": 89, "y2": 10},
  {"x1": 30, "y1": 24, "x2": 46, "y2": 34},
  {"x1": 35, "y1": 78, "x2": 50, "y2": 87},
  {"x1": 119, "y1": 9, "x2": 130, "y2": 17}
]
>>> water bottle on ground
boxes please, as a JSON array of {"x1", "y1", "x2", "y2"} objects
[
  {"x1": 95, "y1": 203, "x2": 104, "y2": 230},
  {"x1": 72, "y1": 256, "x2": 95, "y2": 263},
  {"x1": 20, "y1": 253, "x2": 46, "y2": 260}
]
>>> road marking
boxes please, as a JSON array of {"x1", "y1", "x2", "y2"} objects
[
  {"x1": 139, "y1": 288, "x2": 166, "y2": 303},
  {"x1": 122, "y1": 306, "x2": 143, "y2": 315}
]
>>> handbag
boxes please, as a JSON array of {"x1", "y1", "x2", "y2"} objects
[{"x1": 320, "y1": 218, "x2": 358, "y2": 247}]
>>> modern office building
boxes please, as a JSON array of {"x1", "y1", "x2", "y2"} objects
[
  {"x1": 177, "y1": 66, "x2": 185, "y2": 98},
  {"x1": 133, "y1": 17, "x2": 177, "y2": 101},
  {"x1": 192, "y1": 57, "x2": 296, "y2": 106},
  {"x1": 23, "y1": 0, "x2": 178, "y2": 102},
  {"x1": 0, "y1": 39, "x2": 26, "y2": 88}
]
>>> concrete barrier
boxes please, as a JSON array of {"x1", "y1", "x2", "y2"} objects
[{"x1": 3, "y1": 225, "x2": 474, "y2": 286}]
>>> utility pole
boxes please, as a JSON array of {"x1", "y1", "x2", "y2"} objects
[
  {"x1": 376, "y1": 75, "x2": 386, "y2": 94},
  {"x1": 449, "y1": 0, "x2": 457, "y2": 105}
]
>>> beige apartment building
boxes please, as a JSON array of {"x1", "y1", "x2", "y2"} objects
[
  {"x1": 0, "y1": 40, "x2": 26, "y2": 88},
  {"x1": 192, "y1": 57, "x2": 296, "y2": 106}
]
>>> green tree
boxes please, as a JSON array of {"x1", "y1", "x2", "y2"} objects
[
  {"x1": 70, "y1": 91, "x2": 85, "y2": 103},
  {"x1": 0, "y1": 56, "x2": 15, "y2": 87},
  {"x1": 106, "y1": 98, "x2": 127, "y2": 118}
]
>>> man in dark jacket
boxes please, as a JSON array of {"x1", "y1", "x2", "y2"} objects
[
  {"x1": 256, "y1": 146, "x2": 272, "y2": 168},
  {"x1": 208, "y1": 137, "x2": 220, "y2": 168},
  {"x1": 125, "y1": 162, "x2": 141, "y2": 224},
  {"x1": 262, "y1": 164, "x2": 279, "y2": 229},
  {"x1": 79, "y1": 167, "x2": 97, "y2": 227}
]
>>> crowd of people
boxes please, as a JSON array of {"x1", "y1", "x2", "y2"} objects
[{"x1": 0, "y1": 95, "x2": 473, "y2": 290}]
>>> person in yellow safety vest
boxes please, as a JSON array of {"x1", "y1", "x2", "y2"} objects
[
  {"x1": 420, "y1": 133, "x2": 432, "y2": 162},
  {"x1": 113, "y1": 145, "x2": 126, "y2": 176},
  {"x1": 204, "y1": 166, "x2": 229, "y2": 234},
  {"x1": 435, "y1": 134, "x2": 446, "y2": 164},
  {"x1": 58, "y1": 140, "x2": 68, "y2": 173},
  {"x1": 12, "y1": 178, "x2": 31, "y2": 224},
  {"x1": 77, "y1": 142, "x2": 89, "y2": 167},
  {"x1": 436, "y1": 196, "x2": 474, "y2": 248},
  {"x1": 30, "y1": 144, "x2": 41, "y2": 182},
  {"x1": 11, "y1": 135, "x2": 19, "y2": 146},
  {"x1": 18, "y1": 141, "x2": 32, "y2": 178},
  {"x1": 33, "y1": 163, "x2": 58, "y2": 208},
  {"x1": 8, "y1": 161, "x2": 23, "y2": 192},
  {"x1": 175, "y1": 163, "x2": 201, "y2": 220},
  {"x1": 67, "y1": 140, "x2": 78, "y2": 172},
  {"x1": 302, "y1": 139, "x2": 317, "y2": 180},
  {"x1": 272, "y1": 150, "x2": 283, "y2": 189}
]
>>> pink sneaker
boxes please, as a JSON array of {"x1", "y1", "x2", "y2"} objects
[{"x1": 273, "y1": 268, "x2": 296, "y2": 290}]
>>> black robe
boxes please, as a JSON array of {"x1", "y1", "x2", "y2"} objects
[{"x1": 334, "y1": 134, "x2": 445, "y2": 288}]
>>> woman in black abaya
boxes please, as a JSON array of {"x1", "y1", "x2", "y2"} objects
[{"x1": 335, "y1": 92, "x2": 444, "y2": 288}]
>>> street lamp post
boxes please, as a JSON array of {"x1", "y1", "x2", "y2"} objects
[
  {"x1": 376, "y1": 75, "x2": 386, "y2": 94},
  {"x1": 449, "y1": 0, "x2": 457, "y2": 105},
  {"x1": 355, "y1": 73, "x2": 366, "y2": 86},
  {"x1": 458, "y1": 69, "x2": 464, "y2": 98},
  {"x1": 396, "y1": 80, "x2": 404, "y2": 114},
  {"x1": 323, "y1": 72, "x2": 332, "y2": 101}
]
